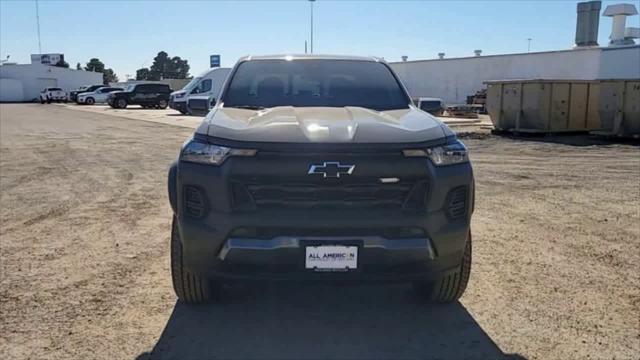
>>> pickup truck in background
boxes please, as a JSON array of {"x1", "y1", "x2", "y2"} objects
[{"x1": 40, "y1": 88, "x2": 67, "y2": 103}]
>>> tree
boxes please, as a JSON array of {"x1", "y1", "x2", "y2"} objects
[
  {"x1": 54, "y1": 58, "x2": 69, "y2": 68},
  {"x1": 136, "y1": 68, "x2": 152, "y2": 81},
  {"x1": 137, "y1": 51, "x2": 190, "y2": 80},
  {"x1": 84, "y1": 58, "x2": 118, "y2": 85},
  {"x1": 76, "y1": 62, "x2": 82, "y2": 70},
  {"x1": 84, "y1": 58, "x2": 105, "y2": 73},
  {"x1": 102, "y1": 68, "x2": 119, "y2": 85}
]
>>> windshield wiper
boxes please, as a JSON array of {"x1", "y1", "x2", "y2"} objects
[{"x1": 228, "y1": 105, "x2": 267, "y2": 110}]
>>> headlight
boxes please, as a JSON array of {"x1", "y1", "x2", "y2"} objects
[
  {"x1": 174, "y1": 93, "x2": 185, "y2": 99},
  {"x1": 403, "y1": 139, "x2": 469, "y2": 166},
  {"x1": 180, "y1": 138, "x2": 256, "y2": 165}
]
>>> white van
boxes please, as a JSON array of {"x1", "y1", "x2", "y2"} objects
[{"x1": 169, "y1": 68, "x2": 231, "y2": 115}]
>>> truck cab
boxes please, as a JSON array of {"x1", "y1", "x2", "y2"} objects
[{"x1": 170, "y1": 68, "x2": 231, "y2": 115}]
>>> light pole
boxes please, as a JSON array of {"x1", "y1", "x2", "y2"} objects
[
  {"x1": 309, "y1": 0, "x2": 316, "y2": 53},
  {"x1": 35, "y1": 0, "x2": 42, "y2": 53},
  {"x1": 527, "y1": 38, "x2": 532, "y2": 53}
]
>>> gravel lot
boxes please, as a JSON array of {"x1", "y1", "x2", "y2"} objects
[{"x1": 1, "y1": 104, "x2": 638, "y2": 360}]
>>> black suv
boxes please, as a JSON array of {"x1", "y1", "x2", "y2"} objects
[
  {"x1": 168, "y1": 55, "x2": 474, "y2": 303},
  {"x1": 107, "y1": 83, "x2": 172, "y2": 109},
  {"x1": 70, "y1": 84, "x2": 103, "y2": 103}
]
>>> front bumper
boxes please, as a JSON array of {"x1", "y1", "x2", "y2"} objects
[
  {"x1": 171, "y1": 153, "x2": 474, "y2": 283},
  {"x1": 169, "y1": 99, "x2": 187, "y2": 113}
]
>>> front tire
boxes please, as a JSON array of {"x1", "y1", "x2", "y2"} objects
[
  {"x1": 116, "y1": 98, "x2": 127, "y2": 109},
  {"x1": 158, "y1": 99, "x2": 168, "y2": 109},
  {"x1": 413, "y1": 231, "x2": 472, "y2": 303},
  {"x1": 85, "y1": 97, "x2": 95, "y2": 105},
  {"x1": 171, "y1": 216, "x2": 221, "y2": 303}
]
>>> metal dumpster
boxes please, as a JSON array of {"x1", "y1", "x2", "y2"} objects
[
  {"x1": 485, "y1": 79, "x2": 600, "y2": 133},
  {"x1": 594, "y1": 80, "x2": 640, "y2": 138},
  {"x1": 486, "y1": 79, "x2": 640, "y2": 137}
]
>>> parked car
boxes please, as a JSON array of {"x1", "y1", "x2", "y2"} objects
[
  {"x1": 107, "y1": 83, "x2": 172, "y2": 109},
  {"x1": 170, "y1": 68, "x2": 230, "y2": 115},
  {"x1": 70, "y1": 84, "x2": 104, "y2": 102},
  {"x1": 40, "y1": 88, "x2": 67, "y2": 103},
  {"x1": 76, "y1": 86, "x2": 123, "y2": 105},
  {"x1": 168, "y1": 55, "x2": 474, "y2": 303},
  {"x1": 416, "y1": 97, "x2": 445, "y2": 116}
]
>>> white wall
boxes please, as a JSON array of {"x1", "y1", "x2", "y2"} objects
[
  {"x1": 0, "y1": 79, "x2": 24, "y2": 102},
  {"x1": 599, "y1": 45, "x2": 640, "y2": 79},
  {"x1": 389, "y1": 46, "x2": 639, "y2": 104},
  {"x1": 0, "y1": 64, "x2": 102, "y2": 102}
]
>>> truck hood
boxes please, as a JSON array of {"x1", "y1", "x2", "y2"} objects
[
  {"x1": 199, "y1": 106, "x2": 448, "y2": 143},
  {"x1": 170, "y1": 90, "x2": 187, "y2": 98}
]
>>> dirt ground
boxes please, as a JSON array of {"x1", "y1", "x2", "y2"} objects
[{"x1": 0, "y1": 103, "x2": 638, "y2": 360}]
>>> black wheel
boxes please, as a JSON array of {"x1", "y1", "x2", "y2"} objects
[
  {"x1": 171, "y1": 216, "x2": 221, "y2": 303},
  {"x1": 40, "y1": 99, "x2": 45, "y2": 104},
  {"x1": 85, "y1": 97, "x2": 95, "y2": 105},
  {"x1": 158, "y1": 99, "x2": 168, "y2": 109},
  {"x1": 116, "y1": 98, "x2": 127, "y2": 109},
  {"x1": 46, "y1": 97, "x2": 52, "y2": 104},
  {"x1": 63, "y1": 99, "x2": 68, "y2": 103},
  {"x1": 179, "y1": 110, "x2": 188, "y2": 115},
  {"x1": 413, "y1": 231, "x2": 472, "y2": 303}
]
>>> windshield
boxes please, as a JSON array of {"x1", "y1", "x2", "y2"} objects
[
  {"x1": 126, "y1": 84, "x2": 136, "y2": 92},
  {"x1": 223, "y1": 60, "x2": 410, "y2": 111},
  {"x1": 182, "y1": 77, "x2": 203, "y2": 92}
]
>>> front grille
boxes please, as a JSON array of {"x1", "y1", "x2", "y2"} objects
[
  {"x1": 447, "y1": 186, "x2": 468, "y2": 219},
  {"x1": 243, "y1": 182, "x2": 419, "y2": 210},
  {"x1": 183, "y1": 185, "x2": 207, "y2": 218},
  {"x1": 229, "y1": 226, "x2": 426, "y2": 239}
]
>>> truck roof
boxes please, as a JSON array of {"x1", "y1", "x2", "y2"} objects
[{"x1": 238, "y1": 54, "x2": 384, "y2": 62}]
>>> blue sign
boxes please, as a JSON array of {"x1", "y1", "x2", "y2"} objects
[{"x1": 210, "y1": 55, "x2": 220, "y2": 68}]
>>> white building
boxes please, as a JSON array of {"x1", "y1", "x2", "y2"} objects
[
  {"x1": 0, "y1": 63, "x2": 102, "y2": 102},
  {"x1": 389, "y1": 1, "x2": 640, "y2": 104},
  {"x1": 389, "y1": 46, "x2": 640, "y2": 104}
]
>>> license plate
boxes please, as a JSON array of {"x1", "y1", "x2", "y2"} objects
[{"x1": 305, "y1": 246, "x2": 358, "y2": 271}]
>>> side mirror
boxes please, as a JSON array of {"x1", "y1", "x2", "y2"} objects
[
  {"x1": 210, "y1": 98, "x2": 216, "y2": 107},
  {"x1": 187, "y1": 96, "x2": 214, "y2": 116}
]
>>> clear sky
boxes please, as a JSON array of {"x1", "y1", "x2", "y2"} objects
[{"x1": 1, "y1": 0, "x2": 638, "y2": 80}]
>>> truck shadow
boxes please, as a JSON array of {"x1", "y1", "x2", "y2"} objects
[{"x1": 136, "y1": 283, "x2": 526, "y2": 360}]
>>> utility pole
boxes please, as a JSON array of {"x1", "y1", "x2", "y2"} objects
[
  {"x1": 309, "y1": 0, "x2": 316, "y2": 53},
  {"x1": 35, "y1": 0, "x2": 42, "y2": 53},
  {"x1": 527, "y1": 38, "x2": 532, "y2": 53}
]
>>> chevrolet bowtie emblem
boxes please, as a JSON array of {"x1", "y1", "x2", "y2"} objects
[{"x1": 308, "y1": 161, "x2": 355, "y2": 178}]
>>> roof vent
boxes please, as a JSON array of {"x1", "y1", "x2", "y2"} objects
[
  {"x1": 438, "y1": 52, "x2": 445, "y2": 59},
  {"x1": 603, "y1": 3, "x2": 639, "y2": 45},
  {"x1": 474, "y1": 49, "x2": 482, "y2": 57},
  {"x1": 575, "y1": 1, "x2": 601, "y2": 47}
]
